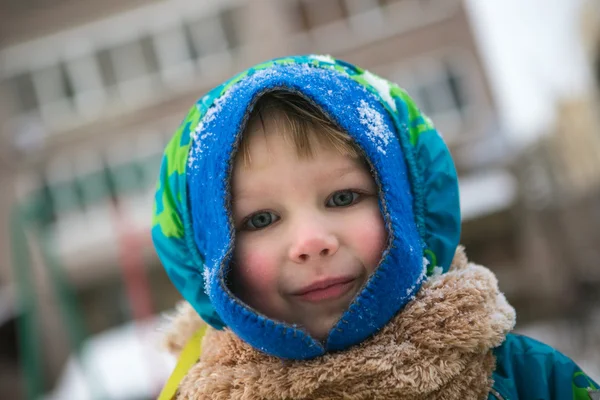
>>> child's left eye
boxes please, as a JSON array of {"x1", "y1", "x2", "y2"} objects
[
  {"x1": 326, "y1": 190, "x2": 360, "y2": 207},
  {"x1": 243, "y1": 211, "x2": 279, "y2": 230}
]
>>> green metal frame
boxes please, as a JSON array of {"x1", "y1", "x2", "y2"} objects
[{"x1": 10, "y1": 152, "x2": 162, "y2": 399}]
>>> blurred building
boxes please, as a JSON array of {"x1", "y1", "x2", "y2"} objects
[
  {"x1": 0, "y1": 0, "x2": 582, "y2": 397},
  {"x1": 498, "y1": 1, "x2": 600, "y2": 379},
  {"x1": 515, "y1": 0, "x2": 600, "y2": 323},
  {"x1": 515, "y1": 98, "x2": 600, "y2": 314}
]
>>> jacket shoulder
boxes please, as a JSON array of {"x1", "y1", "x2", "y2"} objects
[{"x1": 491, "y1": 333, "x2": 598, "y2": 400}]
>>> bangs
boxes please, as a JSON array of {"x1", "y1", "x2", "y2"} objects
[{"x1": 238, "y1": 91, "x2": 361, "y2": 166}]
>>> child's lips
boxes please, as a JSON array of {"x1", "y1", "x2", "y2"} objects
[{"x1": 292, "y1": 276, "x2": 357, "y2": 303}]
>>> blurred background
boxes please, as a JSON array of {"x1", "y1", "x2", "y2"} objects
[{"x1": 1, "y1": 0, "x2": 599, "y2": 398}]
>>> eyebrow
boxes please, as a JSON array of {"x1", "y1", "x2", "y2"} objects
[
  {"x1": 233, "y1": 163, "x2": 368, "y2": 202},
  {"x1": 326, "y1": 164, "x2": 367, "y2": 180}
]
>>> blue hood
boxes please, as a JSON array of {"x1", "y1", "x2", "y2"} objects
[{"x1": 152, "y1": 55, "x2": 461, "y2": 359}]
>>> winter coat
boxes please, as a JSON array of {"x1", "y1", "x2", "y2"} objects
[
  {"x1": 160, "y1": 247, "x2": 598, "y2": 400},
  {"x1": 151, "y1": 55, "x2": 598, "y2": 399},
  {"x1": 491, "y1": 334, "x2": 598, "y2": 399}
]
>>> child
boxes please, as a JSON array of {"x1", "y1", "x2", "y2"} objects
[{"x1": 152, "y1": 55, "x2": 598, "y2": 399}]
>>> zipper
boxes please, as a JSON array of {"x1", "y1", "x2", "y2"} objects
[{"x1": 489, "y1": 387, "x2": 506, "y2": 400}]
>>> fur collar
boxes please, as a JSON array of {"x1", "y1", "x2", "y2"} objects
[{"x1": 165, "y1": 247, "x2": 515, "y2": 399}]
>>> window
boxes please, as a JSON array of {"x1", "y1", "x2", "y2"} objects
[
  {"x1": 75, "y1": 151, "x2": 112, "y2": 207},
  {"x1": 289, "y1": 0, "x2": 311, "y2": 32},
  {"x1": 156, "y1": 26, "x2": 193, "y2": 67},
  {"x1": 38, "y1": 128, "x2": 166, "y2": 229},
  {"x1": 97, "y1": 48, "x2": 118, "y2": 88},
  {"x1": 110, "y1": 40, "x2": 149, "y2": 83},
  {"x1": 184, "y1": 11, "x2": 236, "y2": 71},
  {"x1": 219, "y1": 6, "x2": 242, "y2": 51},
  {"x1": 294, "y1": 0, "x2": 349, "y2": 30},
  {"x1": 37, "y1": 175, "x2": 57, "y2": 225},
  {"x1": 45, "y1": 157, "x2": 82, "y2": 218},
  {"x1": 31, "y1": 63, "x2": 74, "y2": 123},
  {"x1": 418, "y1": 64, "x2": 466, "y2": 118},
  {"x1": 377, "y1": 0, "x2": 403, "y2": 6},
  {"x1": 109, "y1": 38, "x2": 159, "y2": 100},
  {"x1": 32, "y1": 64, "x2": 73, "y2": 105},
  {"x1": 134, "y1": 130, "x2": 165, "y2": 189},
  {"x1": 445, "y1": 61, "x2": 466, "y2": 112},
  {"x1": 3, "y1": 4, "x2": 245, "y2": 129},
  {"x1": 154, "y1": 25, "x2": 195, "y2": 83},
  {"x1": 391, "y1": 55, "x2": 472, "y2": 139},
  {"x1": 8, "y1": 73, "x2": 38, "y2": 114},
  {"x1": 185, "y1": 15, "x2": 229, "y2": 58},
  {"x1": 345, "y1": 0, "x2": 379, "y2": 15},
  {"x1": 288, "y1": 0, "x2": 457, "y2": 39},
  {"x1": 140, "y1": 35, "x2": 160, "y2": 75},
  {"x1": 66, "y1": 53, "x2": 107, "y2": 114},
  {"x1": 3, "y1": 0, "x2": 71, "y2": 12},
  {"x1": 289, "y1": 0, "x2": 447, "y2": 33}
]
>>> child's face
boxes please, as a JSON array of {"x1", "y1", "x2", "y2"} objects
[{"x1": 230, "y1": 116, "x2": 387, "y2": 341}]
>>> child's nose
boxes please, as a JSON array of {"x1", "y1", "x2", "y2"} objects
[{"x1": 288, "y1": 228, "x2": 339, "y2": 263}]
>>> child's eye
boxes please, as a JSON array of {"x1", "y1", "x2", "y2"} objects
[
  {"x1": 326, "y1": 190, "x2": 360, "y2": 207},
  {"x1": 244, "y1": 211, "x2": 279, "y2": 230}
]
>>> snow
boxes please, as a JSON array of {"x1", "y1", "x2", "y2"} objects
[
  {"x1": 423, "y1": 256, "x2": 443, "y2": 277},
  {"x1": 246, "y1": 65, "x2": 284, "y2": 85},
  {"x1": 203, "y1": 265, "x2": 213, "y2": 295},
  {"x1": 406, "y1": 260, "x2": 428, "y2": 298},
  {"x1": 489, "y1": 293, "x2": 512, "y2": 326},
  {"x1": 357, "y1": 99, "x2": 394, "y2": 155},
  {"x1": 361, "y1": 70, "x2": 397, "y2": 112},
  {"x1": 43, "y1": 318, "x2": 176, "y2": 400},
  {"x1": 310, "y1": 54, "x2": 336, "y2": 64},
  {"x1": 188, "y1": 89, "x2": 232, "y2": 168},
  {"x1": 189, "y1": 131, "x2": 214, "y2": 165}
]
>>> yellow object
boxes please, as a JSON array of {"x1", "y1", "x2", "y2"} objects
[{"x1": 158, "y1": 325, "x2": 207, "y2": 400}]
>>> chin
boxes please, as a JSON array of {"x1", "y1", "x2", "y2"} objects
[
  {"x1": 307, "y1": 319, "x2": 340, "y2": 341},
  {"x1": 308, "y1": 330, "x2": 329, "y2": 342}
]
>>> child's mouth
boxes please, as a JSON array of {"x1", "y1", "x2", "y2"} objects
[{"x1": 293, "y1": 277, "x2": 357, "y2": 303}]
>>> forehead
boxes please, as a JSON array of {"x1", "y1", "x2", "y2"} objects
[
  {"x1": 234, "y1": 129, "x2": 356, "y2": 173},
  {"x1": 232, "y1": 128, "x2": 374, "y2": 195},
  {"x1": 238, "y1": 107, "x2": 360, "y2": 162}
]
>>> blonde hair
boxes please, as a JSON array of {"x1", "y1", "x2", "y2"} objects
[{"x1": 238, "y1": 91, "x2": 361, "y2": 165}]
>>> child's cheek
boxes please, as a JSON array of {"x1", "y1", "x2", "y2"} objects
[
  {"x1": 235, "y1": 246, "x2": 279, "y2": 292},
  {"x1": 353, "y1": 216, "x2": 387, "y2": 271}
]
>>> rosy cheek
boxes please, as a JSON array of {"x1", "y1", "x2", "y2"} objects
[
  {"x1": 234, "y1": 246, "x2": 279, "y2": 293},
  {"x1": 355, "y1": 218, "x2": 387, "y2": 271}
]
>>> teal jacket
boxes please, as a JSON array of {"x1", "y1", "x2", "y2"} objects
[
  {"x1": 490, "y1": 333, "x2": 598, "y2": 399},
  {"x1": 151, "y1": 55, "x2": 598, "y2": 398}
]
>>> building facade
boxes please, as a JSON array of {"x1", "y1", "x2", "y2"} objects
[{"x1": 1, "y1": 0, "x2": 529, "y2": 396}]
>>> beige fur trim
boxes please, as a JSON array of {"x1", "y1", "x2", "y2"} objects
[
  {"x1": 162, "y1": 301, "x2": 206, "y2": 356},
  {"x1": 169, "y1": 247, "x2": 516, "y2": 399}
]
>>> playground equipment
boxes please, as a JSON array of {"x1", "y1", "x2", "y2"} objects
[{"x1": 10, "y1": 148, "x2": 164, "y2": 399}]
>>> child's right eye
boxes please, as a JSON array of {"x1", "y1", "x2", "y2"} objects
[{"x1": 243, "y1": 211, "x2": 279, "y2": 230}]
